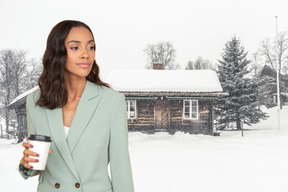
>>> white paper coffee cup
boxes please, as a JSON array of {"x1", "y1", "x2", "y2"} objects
[{"x1": 28, "y1": 134, "x2": 52, "y2": 170}]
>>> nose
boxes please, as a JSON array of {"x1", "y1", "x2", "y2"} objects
[{"x1": 81, "y1": 48, "x2": 89, "y2": 59}]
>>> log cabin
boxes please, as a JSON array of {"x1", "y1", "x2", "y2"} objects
[{"x1": 106, "y1": 63, "x2": 227, "y2": 135}]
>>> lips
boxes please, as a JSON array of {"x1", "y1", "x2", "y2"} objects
[{"x1": 77, "y1": 63, "x2": 91, "y2": 68}]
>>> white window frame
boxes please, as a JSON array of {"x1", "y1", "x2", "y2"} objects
[
  {"x1": 126, "y1": 99, "x2": 137, "y2": 119},
  {"x1": 183, "y1": 100, "x2": 198, "y2": 120}
]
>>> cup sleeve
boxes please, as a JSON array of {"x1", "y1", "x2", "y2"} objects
[{"x1": 19, "y1": 164, "x2": 39, "y2": 180}]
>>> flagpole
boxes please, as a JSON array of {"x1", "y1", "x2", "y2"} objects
[{"x1": 275, "y1": 16, "x2": 281, "y2": 131}]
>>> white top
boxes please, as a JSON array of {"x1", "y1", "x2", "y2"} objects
[{"x1": 64, "y1": 126, "x2": 70, "y2": 139}]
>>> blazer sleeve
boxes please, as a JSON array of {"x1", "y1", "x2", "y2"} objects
[
  {"x1": 19, "y1": 93, "x2": 40, "y2": 179},
  {"x1": 109, "y1": 94, "x2": 134, "y2": 192}
]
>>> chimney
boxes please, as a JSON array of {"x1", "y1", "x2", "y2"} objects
[{"x1": 153, "y1": 62, "x2": 164, "y2": 70}]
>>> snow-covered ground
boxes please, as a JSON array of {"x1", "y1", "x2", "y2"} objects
[{"x1": 0, "y1": 106, "x2": 287, "y2": 192}]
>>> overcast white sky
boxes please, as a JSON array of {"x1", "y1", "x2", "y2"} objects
[{"x1": 1, "y1": 0, "x2": 287, "y2": 78}]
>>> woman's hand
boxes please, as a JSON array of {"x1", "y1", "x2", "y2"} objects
[{"x1": 20, "y1": 142, "x2": 52, "y2": 169}]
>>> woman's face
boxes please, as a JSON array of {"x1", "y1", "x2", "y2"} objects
[{"x1": 64, "y1": 26, "x2": 95, "y2": 79}]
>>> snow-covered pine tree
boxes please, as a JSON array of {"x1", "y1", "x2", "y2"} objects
[{"x1": 215, "y1": 37, "x2": 268, "y2": 130}]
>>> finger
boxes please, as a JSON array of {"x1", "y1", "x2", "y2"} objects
[
  {"x1": 24, "y1": 156, "x2": 39, "y2": 163},
  {"x1": 23, "y1": 149, "x2": 39, "y2": 157},
  {"x1": 22, "y1": 142, "x2": 33, "y2": 148},
  {"x1": 23, "y1": 162, "x2": 34, "y2": 169}
]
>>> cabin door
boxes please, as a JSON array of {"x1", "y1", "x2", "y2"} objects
[{"x1": 154, "y1": 97, "x2": 170, "y2": 131}]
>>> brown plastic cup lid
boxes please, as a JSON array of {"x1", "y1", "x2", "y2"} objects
[{"x1": 28, "y1": 134, "x2": 52, "y2": 142}]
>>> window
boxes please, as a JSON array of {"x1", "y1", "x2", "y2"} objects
[
  {"x1": 126, "y1": 100, "x2": 136, "y2": 119},
  {"x1": 183, "y1": 100, "x2": 198, "y2": 120}
]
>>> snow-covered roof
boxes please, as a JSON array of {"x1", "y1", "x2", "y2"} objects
[
  {"x1": 8, "y1": 86, "x2": 39, "y2": 108},
  {"x1": 105, "y1": 69, "x2": 223, "y2": 92},
  {"x1": 8, "y1": 70, "x2": 224, "y2": 108}
]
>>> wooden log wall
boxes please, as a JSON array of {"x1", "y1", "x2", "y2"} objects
[
  {"x1": 169, "y1": 100, "x2": 213, "y2": 134},
  {"x1": 127, "y1": 98, "x2": 214, "y2": 135},
  {"x1": 127, "y1": 100, "x2": 155, "y2": 133}
]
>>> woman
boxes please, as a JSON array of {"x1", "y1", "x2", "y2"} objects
[{"x1": 19, "y1": 20, "x2": 134, "y2": 192}]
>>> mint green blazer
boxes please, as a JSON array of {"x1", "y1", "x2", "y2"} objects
[{"x1": 19, "y1": 81, "x2": 134, "y2": 192}]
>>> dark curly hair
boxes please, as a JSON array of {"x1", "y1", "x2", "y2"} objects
[{"x1": 36, "y1": 20, "x2": 110, "y2": 109}]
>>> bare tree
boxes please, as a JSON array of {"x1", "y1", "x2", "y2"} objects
[
  {"x1": 185, "y1": 56, "x2": 214, "y2": 70},
  {"x1": 249, "y1": 51, "x2": 264, "y2": 77},
  {"x1": 257, "y1": 32, "x2": 288, "y2": 108},
  {"x1": 186, "y1": 61, "x2": 194, "y2": 70},
  {"x1": 22, "y1": 57, "x2": 42, "y2": 90},
  {"x1": 144, "y1": 41, "x2": 180, "y2": 70},
  {"x1": 12, "y1": 50, "x2": 30, "y2": 96},
  {"x1": 260, "y1": 32, "x2": 288, "y2": 74},
  {"x1": 0, "y1": 49, "x2": 15, "y2": 138},
  {"x1": 0, "y1": 49, "x2": 42, "y2": 139}
]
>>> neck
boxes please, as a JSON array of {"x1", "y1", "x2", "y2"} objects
[{"x1": 64, "y1": 75, "x2": 87, "y2": 102}]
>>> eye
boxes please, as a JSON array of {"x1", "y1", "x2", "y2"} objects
[
  {"x1": 88, "y1": 46, "x2": 95, "y2": 50},
  {"x1": 70, "y1": 47, "x2": 79, "y2": 50}
]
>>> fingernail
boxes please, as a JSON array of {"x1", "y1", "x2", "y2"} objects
[
  {"x1": 30, "y1": 166, "x2": 33, "y2": 169},
  {"x1": 36, "y1": 154, "x2": 40, "y2": 157},
  {"x1": 35, "y1": 159, "x2": 39, "y2": 162},
  {"x1": 30, "y1": 144, "x2": 33, "y2": 148}
]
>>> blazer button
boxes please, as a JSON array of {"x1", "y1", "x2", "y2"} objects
[
  {"x1": 55, "y1": 183, "x2": 60, "y2": 188},
  {"x1": 75, "y1": 182, "x2": 80, "y2": 188}
]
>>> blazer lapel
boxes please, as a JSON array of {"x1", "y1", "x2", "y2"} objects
[
  {"x1": 67, "y1": 81, "x2": 101, "y2": 153},
  {"x1": 45, "y1": 107, "x2": 80, "y2": 181}
]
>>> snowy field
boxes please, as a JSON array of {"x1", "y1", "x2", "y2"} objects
[{"x1": 0, "y1": 106, "x2": 287, "y2": 192}]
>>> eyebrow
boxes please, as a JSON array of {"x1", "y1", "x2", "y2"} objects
[{"x1": 67, "y1": 39, "x2": 94, "y2": 44}]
